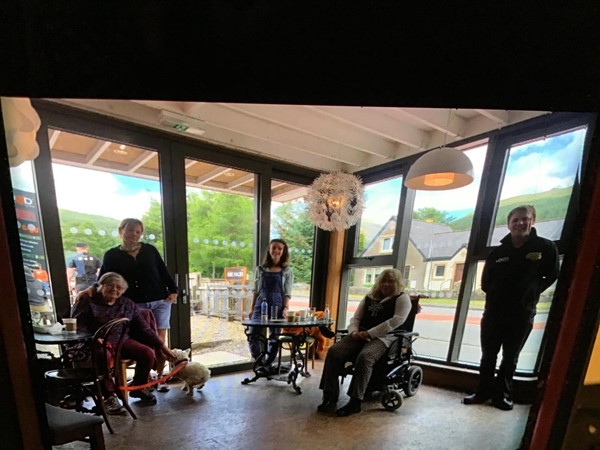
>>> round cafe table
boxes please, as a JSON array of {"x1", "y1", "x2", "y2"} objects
[
  {"x1": 34, "y1": 331, "x2": 93, "y2": 345},
  {"x1": 240, "y1": 317, "x2": 334, "y2": 394}
]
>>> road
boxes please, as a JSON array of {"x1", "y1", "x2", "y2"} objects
[{"x1": 289, "y1": 296, "x2": 546, "y2": 371}]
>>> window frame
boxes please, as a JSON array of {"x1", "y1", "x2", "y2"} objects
[{"x1": 341, "y1": 111, "x2": 596, "y2": 376}]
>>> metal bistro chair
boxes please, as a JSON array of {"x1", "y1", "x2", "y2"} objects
[{"x1": 45, "y1": 317, "x2": 137, "y2": 434}]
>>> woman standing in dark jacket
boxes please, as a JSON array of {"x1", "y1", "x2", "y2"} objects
[{"x1": 100, "y1": 218, "x2": 178, "y2": 392}]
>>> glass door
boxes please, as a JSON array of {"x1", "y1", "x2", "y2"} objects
[{"x1": 182, "y1": 157, "x2": 258, "y2": 368}]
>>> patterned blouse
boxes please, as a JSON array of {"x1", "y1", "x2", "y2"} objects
[{"x1": 71, "y1": 290, "x2": 163, "y2": 348}]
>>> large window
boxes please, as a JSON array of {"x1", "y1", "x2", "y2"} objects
[
  {"x1": 406, "y1": 144, "x2": 486, "y2": 360},
  {"x1": 270, "y1": 185, "x2": 315, "y2": 311},
  {"x1": 490, "y1": 127, "x2": 586, "y2": 245},
  {"x1": 354, "y1": 177, "x2": 402, "y2": 257},
  {"x1": 340, "y1": 113, "x2": 593, "y2": 372}
]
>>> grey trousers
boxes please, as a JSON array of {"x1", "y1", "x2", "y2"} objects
[{"x1": 319, "y1": 335, "x2": 387, "y2": 401}]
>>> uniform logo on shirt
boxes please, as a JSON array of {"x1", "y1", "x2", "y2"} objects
[
  {"x1": 526, "y1": 252, "x2": 542, "y2": 261},
  {"x1": 496, "y1": 257, "x2": 510, "y2": 263}
]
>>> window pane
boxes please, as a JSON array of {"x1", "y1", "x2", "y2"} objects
[
  {"x1": 10, "y1": 161, "x2": 56, "y2": 326},
  {"x1": 185, "y1": 159, "x2": 256, "y2": 368},
  {"x1": 354, "y1": 177, "x2": 402, "y2": 257},
  {"x1": 407, "y1": 144, "x2": 486, "y2": 360},
  {"x1": 271, "y1": 184, "x2": 315, "y2": 311},
  {"x1": 47, "y1": 129, "x2": 164, "y2": 303},
  {"x1": 458, "y1": 258, "x2": 561, "y2": 372},
  {"x1": 490, "y1": 127, "x2": 586, "y2": 245}
]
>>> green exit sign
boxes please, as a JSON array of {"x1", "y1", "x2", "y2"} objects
[{"x1": 173, "y1": 123, "x2": 189, "y2": 132}]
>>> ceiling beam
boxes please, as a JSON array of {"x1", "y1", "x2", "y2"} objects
[
  {"x1": 127, "y1": 150, "x2": 156, "y2": 172},
  {"x1": 475, "y1": 109, "x2": 509, "y2": 125},
  {"x1": 84, "y1": 140, "x2": 111, "y2": 165},
  {"x1": 226, "y1": 173, "x2": 254, "y2": 189},
  {"x1": 48, "y1": 129, "x2": 61, "y2": 148},
  {"x1": 394, "y1": 108, "x2": 465, "y2": 138},
  {"x1": 223, "y1": 103, "x2": 398, "y2": 159},
  {"x1": 312, "y1": 106, "x2": 426, "y2": 149},
  {"x1": 273, "y1": 185, "x2": 308, "y2": 202},
  {"x1": 183, "y1": 103, "x2": 370, "y2": 167},
  {"x1": 195, "y1": 166, "x2": 229, "y2": 184}
]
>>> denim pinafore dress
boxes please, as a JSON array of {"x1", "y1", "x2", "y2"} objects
[
  {"x1": 252, "y1": 267, "x2": 285, "y2": 319},
  {"x1": 249, "y1": 267, "x2": 286, "y2": 361}
]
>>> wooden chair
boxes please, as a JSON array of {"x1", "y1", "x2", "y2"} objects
[
  {"x1": 45, "y1": 317, "x2": 137, "y2": 434},
  {"x1": 118, "y1": 308, "x2": 159, "y2": 401},
  {"x1": 46, "y1": 403, "x2": 105, "y2": 449}
]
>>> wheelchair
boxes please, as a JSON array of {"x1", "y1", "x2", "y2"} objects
[{"x1": 338, "y1": 295, "x2": 423, "y2": 411}]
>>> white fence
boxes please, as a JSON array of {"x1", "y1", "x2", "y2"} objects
[{"x1": 190, "y1": 282, "x2": 253, "y2": 321}]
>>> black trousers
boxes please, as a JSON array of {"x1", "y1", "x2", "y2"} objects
[{"x1": 478, "y1": 310, "x2": 534, "y2": 400}]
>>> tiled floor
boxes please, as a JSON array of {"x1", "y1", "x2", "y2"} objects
[{"x1": 53, "y1": 360, "x2": 529, "y2": 450}]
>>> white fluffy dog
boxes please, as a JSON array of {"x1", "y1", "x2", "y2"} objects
[{"x1": 171, "y1": 349, "x2": 211, "y2": 396}]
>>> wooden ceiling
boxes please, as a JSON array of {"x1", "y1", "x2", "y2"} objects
[{"x1": 47, "y1": 99, "x2": 548, "y2": 201}]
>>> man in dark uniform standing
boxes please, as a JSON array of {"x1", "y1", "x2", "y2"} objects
[
  {"x1": 463, "y1": 205, "x2": 559, "y2": 410},
  {"x1": 66, "y1": 242, "x2": 101, "y2": 293}
]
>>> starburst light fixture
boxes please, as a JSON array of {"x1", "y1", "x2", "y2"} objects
[{"x1": 306, "y1": 171, "x2": 365, "y2": 231}]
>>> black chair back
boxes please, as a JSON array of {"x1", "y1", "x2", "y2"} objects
[
  {"x1": 92, "y1": 318, "x2": 130, "y2": 388},
  {"x1": 400, "y1": 295, "x2": 421, "y2": 333}
]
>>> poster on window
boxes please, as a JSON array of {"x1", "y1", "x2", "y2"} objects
[{"x1": 13, "y1": 187, "x2": 47, "y2": 273}]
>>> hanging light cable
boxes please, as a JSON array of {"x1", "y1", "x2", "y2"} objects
[{"x1": 404, "y1": 109, "x2": 474, "y2": 191}]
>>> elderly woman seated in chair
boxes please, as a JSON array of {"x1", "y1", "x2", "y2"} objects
[
  {"x1": 72, "y1": 272, "x2": 176, "y2": 414},
  {"x1": 318, "y1": 268, "x2": 412, "y2": 416}
]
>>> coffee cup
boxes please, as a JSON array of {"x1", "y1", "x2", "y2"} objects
[
  {"x1": 63, "y1": 318, "x2": 77, "y2": 333},
  {"x1": 287, "y1": 312, "x2": 296, "y2": 322},
  {"x1": 299, "y1": 310, "x2": 308, "y2": 321}
]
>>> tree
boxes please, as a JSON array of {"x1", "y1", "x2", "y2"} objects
[
  {"x1": 142, "y1": 198, "x2": 164, "y2": 257},
  {"x1": 186, "y1": 190, "x2": 254, "y2": 278},
  {"x1": 272, "y1": 201, "x2": 314, "y2": 284},
  {"x1": 413, "y1": 207, "x2": 456, "y2": 224}
]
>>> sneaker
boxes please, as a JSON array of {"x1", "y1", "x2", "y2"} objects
[
  {"x1": 104, "y1": 395, "x2": 126, "y2": 415},
  {"x1": 156, "y1": 383, "x2": 170, "y2": 393},
  {"x1": 129, "y1": 388, "x2": 157, "y2": 404}
]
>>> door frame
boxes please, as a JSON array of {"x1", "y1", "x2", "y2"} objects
[{"x1": 31, "y1": 100, "x2": 323, "y2": 351}]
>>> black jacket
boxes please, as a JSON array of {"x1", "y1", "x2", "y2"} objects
[
  {"x1": 100, "y1": 243, "x2": 178, "y2": 303},
  {"x1": 481, "y1": 227, "x2": 559, "y2": 316}
]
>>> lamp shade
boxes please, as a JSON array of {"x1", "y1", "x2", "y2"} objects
[{"x1": 404, "y1": 147, "x2": 474, "y2": 191}]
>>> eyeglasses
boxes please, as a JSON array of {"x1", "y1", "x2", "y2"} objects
[{"x1": 102, "y1": 283, "x2": 126, "y2": 291}]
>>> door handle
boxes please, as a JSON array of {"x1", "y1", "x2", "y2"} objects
[{"x1": 175, "y1": 273, "x2": 189, "y2": 304}]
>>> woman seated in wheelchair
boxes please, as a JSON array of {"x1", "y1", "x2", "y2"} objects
[
  {"x1": 72, "y1": 272, "x2": 177, "y2": 414},
  {"x1": 318, "y1": 268, "x2": 411, "y2": 416}
]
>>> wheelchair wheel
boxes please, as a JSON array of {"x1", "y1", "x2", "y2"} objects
[
  {"x1": 403, "y1": 366, "x2": 423, "y2": 397},
  {"x1": 381, "y1": 390, "x2": 403, "y2": 411}
]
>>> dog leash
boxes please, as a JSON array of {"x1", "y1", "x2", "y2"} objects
[{"x1": 118, "y1": 359, "x2": 188, "y2": 392}]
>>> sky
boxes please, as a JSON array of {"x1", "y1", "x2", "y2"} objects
[
  {"x1": 9, "y1": 128, "x2": 585, "y2": 226},
  {"x1": 50, "y1": 164, "x2": 161, "y2": 219}
]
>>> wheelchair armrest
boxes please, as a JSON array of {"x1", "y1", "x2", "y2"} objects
[
  {"x1": 335, "y1": 329, "x2": 349, "y2": 341},
  {"x1": 391, "y1": 330, "x2": 419, "y2": 338}
]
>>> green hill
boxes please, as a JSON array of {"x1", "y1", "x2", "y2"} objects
[
  {"x1": 449, "y1": 187, "x2": 572, "y2": 230},
  {"x1": 58, "y1": 210, "x2": 121, "y2": 258},
  {"x1": 59, "y1": 210, "x2": 121, "y2": 231}
]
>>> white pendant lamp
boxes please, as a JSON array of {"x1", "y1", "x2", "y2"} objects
[
  {"x1": 404, "y1": 146, "x2": 474, "y2": 190},
  {"x1": 404, "y1": 109, "x2": 474, "y2": 191}
]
